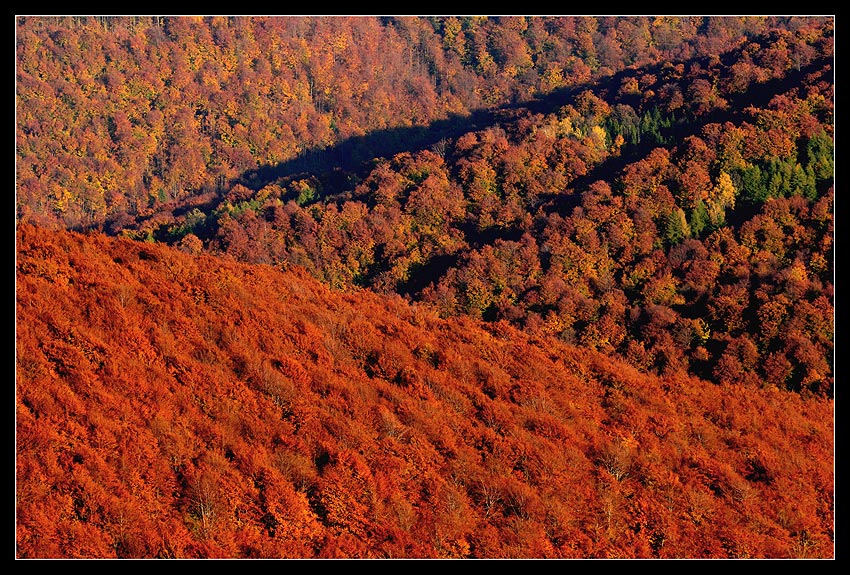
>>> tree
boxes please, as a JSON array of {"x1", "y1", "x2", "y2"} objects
[{"x1": 664, "y1": 208, "x2": 691, "y2": 246}]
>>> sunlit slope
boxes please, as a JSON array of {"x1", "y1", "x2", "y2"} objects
[{"x1": 16, "y1": 224, "x2": 834, "y2": 558}]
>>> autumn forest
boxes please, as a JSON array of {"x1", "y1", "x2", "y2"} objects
[{"x1": 15, "y1": 16, "x2": 835, "y2": 559}]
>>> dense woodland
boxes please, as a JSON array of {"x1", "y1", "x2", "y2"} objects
[
  {"x1": 15, "y1": 223, "x2": 834, "y2": 558},
  {"x1": 16, "y1": 16, "x2": 834, "y2": 559}
]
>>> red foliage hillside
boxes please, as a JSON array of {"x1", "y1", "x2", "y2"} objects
[{"x1": 16, "y1": 223, "x2": 834, "y2": 558}]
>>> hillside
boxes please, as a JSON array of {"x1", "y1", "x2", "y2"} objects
[
  {"x1": 106, "y1": 18, "x2": 835, "y2": 397},
  {"x1": 16, "y1": 224, "x2": 834, "y2": 558},
  {"x1": 16, "y1": 16, "x2": 831, "y2": 231},
  {"x1": 15, "y1": 15, "x2": 835, "y2": 560}
]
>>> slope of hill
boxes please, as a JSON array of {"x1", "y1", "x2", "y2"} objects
[
  {"x1": 16, "y1": 16, "x2": 831, "y2": 230},
  {"x1": 16, "y1": 224, "x2": 834, "y2": 558},
  {"x1": 111, "y1": 19, "x2": 834, "y2": 397},
  {"x1": 15, "y1": 15, "x2": 835, "y2": 561}
]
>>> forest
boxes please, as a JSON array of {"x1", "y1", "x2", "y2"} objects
[{"x1": 15, "y1": 16, "x2": 834, "y2": 559}]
